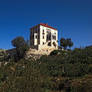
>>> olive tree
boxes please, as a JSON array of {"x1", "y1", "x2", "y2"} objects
[{"x1": 12, "y1": 36, "x2": 29, "y2": 60}]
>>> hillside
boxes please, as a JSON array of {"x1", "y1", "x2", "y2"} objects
[{"x1": 0, "y1": 46, "x2": 92, "y2": 92}]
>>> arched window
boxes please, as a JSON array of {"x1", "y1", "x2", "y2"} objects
[
  {"x1": 53, "y1": 42, "x2": 56, "y2": 47},
  {"x1": 48, "y1": 42, "x2": 51, "y2": 46}
]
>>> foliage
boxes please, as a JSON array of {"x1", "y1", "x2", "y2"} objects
[
  {"x1": 0, "y1": 46, "x2": 92, "y2": 92},
  {"x1": 0, "y1": 59, "x2": 45, "y2": 92},
  {"x1": 38, "y1": 46, "x2": 92, "y2": 91},
  {"x1": 60, "y1": 38, "x2": 67, "y2": 50},
  {"x1": 60, "y1": 38, "x2": 73, "y2": 50},
  {"x1": 67, "y1": 38, "x2": 73, "y2": 49},
  {"x1": 63, "y1": 63, "x2": 89, "y2": 77},
  {"x1": 11, "y1": 36, "x2": 29, "y2": 61},
  {"x1": 70, "y1": 75, "x2": 92, "y2": 92},
  {"x1": 50, "y1": 50, "x2": 61, "y2": 55},
  {"x1": 0, "y1": 50, "x2": 9, "y2": 62}
]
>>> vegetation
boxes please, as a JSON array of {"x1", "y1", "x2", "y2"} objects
[
  {"x1": 0, "y1": 37, "x2": 92, "y2": 92},
  {"x1": 0, "y1": 49, "x2": 9, "y2": 62},
  {"x1": 11, "y1": 36, "x2": 29, "y2": 61},
  {"x1": 60, "y1": 38, "x2": 73, "y2": 50}
]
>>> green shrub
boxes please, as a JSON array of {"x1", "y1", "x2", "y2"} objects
[
  {"x1": 70, "y1": 75, "x2": 92, "y2": 92},
  {"x1": 62, "y1": 63, "x2": 89, "y2": 77},
  {"x1": 50, "y1": 50, "x2": 60, "y2": 55}
]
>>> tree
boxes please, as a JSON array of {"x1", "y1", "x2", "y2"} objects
[
  {"x1": 12, "y1": 37, "x2": 29, "y2": 60},
  {"x1": 66, "y1": 38, "x2": 73, "y2": 49},
  {"x1": 60, "y1": 38, "x2": 73, "y2": 50},
  {"x1": 60, "y1": 38, "x2": 68, "y2": 50}
]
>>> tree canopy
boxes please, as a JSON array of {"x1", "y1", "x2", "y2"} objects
[
  {"x1": 60, "y1": 38, "x2": 73, "y2": 50},
  {"x1": 11, "y1": 36, "x2": 29, "y2": 61}
]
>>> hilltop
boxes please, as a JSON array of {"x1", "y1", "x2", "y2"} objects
[
  {"x1": 0, "y1": 45, "x2": 92, "y2": 92},
  {"x1": 0, "y1": 36, "x2": 92, "y2": 92}
]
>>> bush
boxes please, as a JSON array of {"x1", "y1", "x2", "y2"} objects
[
  {"x1": 62, "y1": 63, "x2": 90, "y2": 77},
  {"x1": 50, "y1": 50, "x2": 59, "y2": 55},
  {"x1": 70, "y1": 75, "x2": 92, "y2": 92},
  {"x1": 0, "y1": 58, "x2": 45, "y2": 92},
  {"x1": 0, "y1": 50, "x2": 9, "y2": 62},
  {"x1": 50, "y1": 50, "x2": 63, "y2": 56}
]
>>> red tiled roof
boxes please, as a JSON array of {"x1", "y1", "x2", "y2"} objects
[{"x1": 40, "y1": 23, "x2": 57, "y2": 30}]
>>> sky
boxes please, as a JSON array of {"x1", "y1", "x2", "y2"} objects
[{"x1": 0, "y1": 0, "x2": 92, "y2": 49}]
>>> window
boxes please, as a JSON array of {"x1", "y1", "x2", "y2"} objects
[
  {"x1": 35, "y1": 35, "x2": 37, "y2": 39},
  {"x1": 43, "y1": 29, "x2": 45, "y2": 35},
  {"x1": 43, "y1": 36, "x2": 44, "y2": 39},
  {"x1": 43, "y1": 42, "x2": 44, "y2": 45},
  {"x1": 47, "y1": 32, "x2": 51, "y2": 41},
  {"x1": 48, "y1": 42, "x2": 51, "y2": 46},
  {"x1": 52, "y1": 35, "x2": 56, "y2": 40},
  {"x1": 53, "y1": 42, "x2": 56, "y2": 47},
  {"x1": 54, "y1": 32, "x2": 56, "y2": 34}
]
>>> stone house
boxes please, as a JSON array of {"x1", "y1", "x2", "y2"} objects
[{"x1": 30, "y1": 23, "x2": 58, "y2": 52}]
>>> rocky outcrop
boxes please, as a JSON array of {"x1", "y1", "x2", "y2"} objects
[{"x1": 26, "y1": 48, "x2": 54, "y2": 60}]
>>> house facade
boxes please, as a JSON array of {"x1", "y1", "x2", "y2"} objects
[{"x1": 30, "y1": 23, "x2": 58, "y2": 51}]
